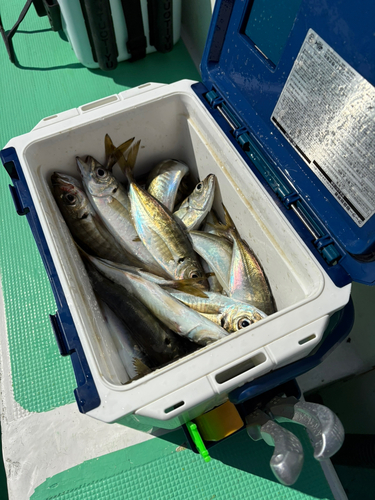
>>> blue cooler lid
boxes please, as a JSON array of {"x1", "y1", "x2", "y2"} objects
[{"x1": 198, "y1": 0, "x2": 375, "y2": 285}]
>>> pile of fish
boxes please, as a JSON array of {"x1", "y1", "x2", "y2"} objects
[{"x1": 51, "y1": 135, "x2": 276, "y2": 381}]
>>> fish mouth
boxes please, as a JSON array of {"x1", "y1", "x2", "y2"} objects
[
  {"x1": 191, "y1": 327, "x2": 226, "y2": 345},
  {"x1": 76, "y1": 156, "x2": 91, "y2": 177},
  {"x1": 51, "y1": 172, "x2": 71, "y2": 186},
  {"x1": 51, "y1": 172, "x2": 80, "y2": 192},
  {"x1": 205, "y1": 174, "x2": 216, "y2": 193}
]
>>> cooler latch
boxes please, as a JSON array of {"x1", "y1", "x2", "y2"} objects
[{"x1": 204, "y1": 89, "x2": 341, "y2": 266}]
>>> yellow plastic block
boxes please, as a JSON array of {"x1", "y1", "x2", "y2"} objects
[{"x1": 194, "y1": 401, "x2": 244, "y2": 442}]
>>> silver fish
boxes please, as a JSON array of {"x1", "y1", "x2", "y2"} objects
[
  {"x1": 198, "y1": 211, "x2": 227, "y2": 293},
  {"x1": 121, "y1": 141, "x2": 205, "y2": 281},
  {"x1": 76, "y1": 155, "x2": 167, "y2": 276},
  {"x1": 189, "y1": 230, "x2": 233, "y2": 293},
  {"x1": 202, "y1": 210, "x2": 230, "y2": 238},
  {"x1": 52, "y1": 172, "x2": 133, "y2": 263},
  {"x1": 99, "y1": 300, "x2": 151, "y2": 379},
  {"x1": 200, "y1": 257, "x2": 223, "y2": 293},
  {"x1": 221, "y1": 206, "x2": 276, "y2": 315},
  {"x1": 85, "y1": 260, "x2": 186, "y2": 365},
  {"x1": 90, "y1": 257, "x2": 208, "y2": 297},
  {"x1": 169, "y1": 291, "x2": 267, "y2": 333},
  {"x1": 87, "y1": 256, "x2": 228, "y2": 345},
  {"x1": 174, "y1": 174, "x2": 216, "y2": 230},
  {"x1": 147, "y1": 159, "x2": 189, "y2": 211}
]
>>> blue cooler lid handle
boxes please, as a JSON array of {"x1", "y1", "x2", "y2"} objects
[{"x1": 204, "y1": 88, "x2": 342, "y2": 268}]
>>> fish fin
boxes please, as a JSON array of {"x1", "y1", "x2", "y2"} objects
[
  {"x1": 253, "y1": 312, "x2": 266, "y2": 321},
  {"x1": 113, "y1": 139, "x2": 141, "y2": 183},
  {"x1": 107, "y1": 137, "x2": 135, "y2": 170},
  {"x1": 202, "y1": 205, "x2": 237, "y2": 239},
  {"x1": 75, "y1": 242, "x2": 91, "y2": 260},
  {"x1": 118, "y1": 137, "x2": 136, "y2": 155},
  {"x1": 105, "y1": 134, "x2": 115, "y2": 159},
  {"x1": 160, "y1": 275, "x2": 209, "y2": 292},
  {"x1": 203, "y1": 222, "x2": 230, "y2": 239},
  {"x1": 199, "y1": 312, "x2": 222, "y2": 326},
  {"x1": 205, "y1": 272, "x2": 215, "y2": 278},
  {"x1": 172, "y1": 294, "x2": 222, "y2": 314},
  {"x1": 221, "y1": 204, "x2": 236, "y2": 229},
  {"x1": 171, "y1": 284, "x2": 208, "y2": 298},
  {"x1": 133, "y1": 358, "x2": 152, "y2": 376},
  {"x1": 126, "y1": 140, "x2": 141, "y2": 171}
]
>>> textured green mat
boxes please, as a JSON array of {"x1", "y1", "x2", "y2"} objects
[
  {"x1": 31, "y1": 426, "x2": 335, "y2": 500},
  {"x1": 0, "y1": 0, "x2": 200, "y2": 413},
  {"x1": 334, "y1": 465, "x2": 375, "y2": 500}
]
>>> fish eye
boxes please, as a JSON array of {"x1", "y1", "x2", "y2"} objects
[
  {"x1": 196, "y1": 182, "x2": 203, "y2": 191},
  {"x1": 96, "y1": 168, "x2": 107, "y2": 178},
  {"x1": 189, "y1": 270, "x2": 202, "y2": 279},
  {"x1": 64, "y1": 193, "x2": 76, "y2": 204},
  {"x1": 237, "y1": 317, "x2": 252, "y2": 329}
]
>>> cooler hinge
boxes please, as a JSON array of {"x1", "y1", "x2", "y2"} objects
[{"x1": 204, "y1": 90, "x2": 341, "y2": 266}]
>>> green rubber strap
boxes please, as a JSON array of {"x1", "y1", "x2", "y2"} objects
[{"x1": 186, "y1": 421, "x2": 211, "y2": 463}]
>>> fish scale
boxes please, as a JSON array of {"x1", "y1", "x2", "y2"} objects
[
  {"x1": 131, "y1": 183, "x2": 187, "y2": 255},
  {"x1": 173, "y1": 174, "x2": 216, "y2": 230},
  {"x1": 52, "y1": 172, "x2": 131, "y2": 264},
  {"x1": 77, "y1": 156, "x2": 166, "y2": 276},
  {"x1": 189, "y1": 230, "x2": 233, "y2": 292},
  {"x1": 169, "y1": 290, "x2": 267, "y2": 333},
  {"x1": 85, "y1": 261, "x2": 187, "y2": 365},
  {"x1": 131, "y1": 193, "x2": 175, "y2": 265},
  {"x1": 128, "y1": 182, "x2": 204, "y2": 280},
  {"x1": 207, "y1": 206, "x2": 276, "y2": 316},
  {"x1": 147, "y1": 159, "x2": 189, "y2": 211},
  {"x1": 229, "y1": 231, "x2": 276, "y2": 316},
  {"x1": 87, "y1": 256, "x2": 228, "y2": 346}
]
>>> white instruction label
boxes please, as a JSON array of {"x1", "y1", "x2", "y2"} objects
[{"x1": 272, "y1": 29, "x2": 375, "y2": 227}]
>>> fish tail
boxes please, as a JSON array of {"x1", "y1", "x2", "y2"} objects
[
  {"x1": 221, "y1": 204, "x2": 236, "y2": 230},
  {"x1": 116, "y1": 139, "x2": 141, "y2": 184},
  {"x1": 105, "y1": 134, "x2": 116, "y2": 159},
  {"x1": 133, "y1": 358, "x2": 152, "y2": 377},
  {"x1": 203, "y1": 204, "x2": 236, "y2": 238},
  {"x1": 106, "y1": 136, "x2": 136, "y2": 171}
]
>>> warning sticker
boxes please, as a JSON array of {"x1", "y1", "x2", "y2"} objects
[{"x1": 272, "y1": 29, "x2": 375, "y2": 227}]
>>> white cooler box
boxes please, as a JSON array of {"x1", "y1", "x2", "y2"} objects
[{"x1": 1, "y1": 0, "x2": 374, "y2": 430}]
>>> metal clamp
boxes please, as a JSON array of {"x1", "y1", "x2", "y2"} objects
[
  {"x1": 266, "y1": 396, "x2": 345, "y2": 461},
  {"x1": 246, "y1": 409, "x2": 304, "y2": 485}
]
